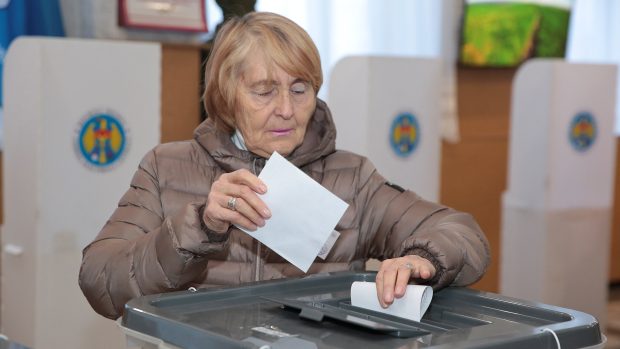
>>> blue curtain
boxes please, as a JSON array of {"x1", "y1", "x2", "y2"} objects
[{"x1": 0, "y1": 0, "x2": 65, "y2": 105}]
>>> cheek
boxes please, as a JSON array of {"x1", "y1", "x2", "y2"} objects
[
  {"x1": 299, "y1": 103, "x2": 315, "y2": 128},
  {"x1": 234, "y1": 111, "x2": 256, "y2": 140},
  {"x1": 237, "y1": 110, "x2": 271, "y2": 142}
]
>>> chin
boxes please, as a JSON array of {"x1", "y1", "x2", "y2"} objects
[
  {"x1": 253, "y1": 137, "x2": 302, "y2": 158},
  {"x1": 272, "y1": 148, "x2": 293, "y2": 157},
  {"x1": 271, "y1": 143, "x2": 297, "y2": 157}
]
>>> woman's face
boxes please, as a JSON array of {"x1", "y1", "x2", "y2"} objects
[{"x1": 235, "y1": 55, "x2": 316, "y2": 158}]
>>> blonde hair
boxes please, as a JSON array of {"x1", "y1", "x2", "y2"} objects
[{"x1": 202, "y1": 12, "x2": 323, "y2": 134}]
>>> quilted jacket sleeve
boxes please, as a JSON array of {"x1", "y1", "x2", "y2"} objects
[
  {"x1": 357, "y1": 157, "x2": 490, "y2": 290},
  {"x1": 78, "y1": 149, "x2": 227, "y2": 320}
]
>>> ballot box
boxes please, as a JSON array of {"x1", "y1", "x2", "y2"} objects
[{"x1": 119, "y1": 272, "x2": 605, "y2": 349}]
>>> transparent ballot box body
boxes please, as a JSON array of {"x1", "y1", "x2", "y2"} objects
[{"x1": 120, "y1": 272, "x2": 604, "y2": 349}]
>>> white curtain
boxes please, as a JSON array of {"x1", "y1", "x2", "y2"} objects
[
  {"x1": 252, "y1": 0, "x2": 620, "y2": 138},
  {"x1": 566, "y1": 0, "x2": 620, "y2": 133},
  {"x1": 254, "y1": 0, "x2": 462, "y2": 142}
]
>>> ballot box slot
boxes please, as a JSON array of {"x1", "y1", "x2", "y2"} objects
[
  {"x1": 335, "y1": 300, "x2": 489, "y2": 330},
  {"x1": 262, "y1": 296, "x2": 440, "y2": 338}
]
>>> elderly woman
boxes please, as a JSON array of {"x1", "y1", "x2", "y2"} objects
[{"x1": 79, "y1": 12, "x2": 490, "y2": 320}]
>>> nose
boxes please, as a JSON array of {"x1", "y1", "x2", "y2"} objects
[{"x1": 275, "y1": 90, "x2": 294, "y2": 119}]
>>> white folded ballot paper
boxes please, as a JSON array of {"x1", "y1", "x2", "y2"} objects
[
  {"x1": 237, "y1": 151, "x2": 349, "y2": 272},
  {"x1": 350, "y1": 281, "x2": 433, "y2": 322}
]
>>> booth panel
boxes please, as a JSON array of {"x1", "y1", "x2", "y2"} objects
[
  {"x1": 330, "y1": 56, "x2": 371, "y2": 156},
  {"x1": 1, "y1": 37, "x2": 42, "y2": 347},
  {"x1": 501, "y1": 59, "x2": 616, "y2": 328},
  {"x1": 506, "y1": 62, "x2": 553, "y2": 210},
  {"x1": 2, "y1": 37, "x2": 161, "y2": 349},
  {"x1": 329, "y1": 56, "x2": 442, "y2": 202},
  {"x1": 547, "y1": 63, "x2": 618, "y2": 210}
]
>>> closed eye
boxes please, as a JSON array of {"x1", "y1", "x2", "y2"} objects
[
  {"x1": 291, "y1": 82, "x2": 308, "y2": 95},
  {"x1": 256, "y1": 89, "x2": 275, "y2": 97}
]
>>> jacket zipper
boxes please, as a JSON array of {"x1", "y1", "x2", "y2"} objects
[
  {"x1": 252, "y1": 157, "x2": 263, "y2": 282},
  {"x1": 255, "y1": 242, "x2": 262, "y2": 282}
]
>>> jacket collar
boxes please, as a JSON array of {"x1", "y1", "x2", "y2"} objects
[{"x1": 193, "y1": 99, "x2": 337, "y2": 173}]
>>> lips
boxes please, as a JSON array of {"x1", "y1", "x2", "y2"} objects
[{"x1": 270, "y1": 128, "x2": 293, "y2": 136}]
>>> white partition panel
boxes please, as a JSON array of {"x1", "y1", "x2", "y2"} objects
[
  {"x1": 2, "y1": 37, "x2": 161, "y2": 349},
  {"x1": 328, "y1": 56, "x2": 442, "y2": 201},
  {"x1": 501, "y1": 59, "x2": 617, "y2": 328}
]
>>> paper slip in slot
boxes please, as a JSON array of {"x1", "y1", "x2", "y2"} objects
[
  {"x1": 350, "y1": 281, "x2": 433, "y2": 322},
  {"x1": 237, "y1": 152, "x2": 348, "y2": 272}
]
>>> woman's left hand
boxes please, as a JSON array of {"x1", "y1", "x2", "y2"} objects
[{"x1": 375, "y1": 255, "x2": 436, "y2": 308}]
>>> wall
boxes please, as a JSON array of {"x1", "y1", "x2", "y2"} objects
[
  {"x1": 441, "y1": 67, "x2": 514, "y2": 292},
  {"x1": 160, "y1": 44, "x2": 205, "y2": 143},
  {"x1": 612, "y1": 144, "x2": 620, "y2": 282}
]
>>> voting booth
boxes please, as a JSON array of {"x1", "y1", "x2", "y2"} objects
[
  {"x1": 2, "y1": 38, "x2": 161, "y2": 349},
  {"x1": 500, "y1": 59, "x2": 617, "y2": 328},
  {"x1": 328, "y1": 56, "x2": 442, "y2": 202}
]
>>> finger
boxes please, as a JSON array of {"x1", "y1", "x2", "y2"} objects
[
  {"x1": 381, "y1": 266, "x2": 398, "y2": 307},
  {"x1": 219, "y1": 181, "x2": 271, "y2": 219},
  {"x1": 213, "y1": 170, "x2": 269, "y2": 218},
  {"x1": 394, "y1": 265, "x2": 412, "y2": 298},
  {"x1": 418, "y1": 263, "x2": 436, "y2": 280},
  {"x1": 228, "y1": 196, "x2": 266, "y2": 228},
  {"x1": 226, "y1": 169, "x2": 268, "y2": 195},
  {"x1": 214, "y1": 205, "x2": 259, "y2": 231},
  {"x1": 209, "y1": 186, "x2": 267, "y2": 230},
  {"x1": 212, "y1": 189, "x2": 265, "y2": 227},
  {"x1": 235, "y1": 185, "x2": 271, "y2": 219},
  {"x1": 409, "y1": 263, "x2": 420, "y2": 279},
  {"x1": 229, "y1": 170, "x2": 270, "y2": 218},
  {"x1": 230, "y1": 213, "x2": 259, "y2": 231},
  {"x1": 205, "y1": 193, "x2": 259, "y2": 231},
  {"x1": 375, "y1": 270, "x2": 385, "y2": 308}
]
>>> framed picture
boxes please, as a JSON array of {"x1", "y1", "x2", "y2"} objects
[
  {"x1": 119, "y1": 0, "x2": 207, "y2": 32},
  {"x1": 459, "y1": 0, "x2": 571, "y2": 67}
]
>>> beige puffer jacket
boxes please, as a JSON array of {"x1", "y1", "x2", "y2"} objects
[{"x1": 79, "y1": 99, "x2": 490, "y2": 320}]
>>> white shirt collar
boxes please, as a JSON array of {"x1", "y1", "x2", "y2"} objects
[{"x1": 231, "y1": 129, "x2": 248, "y2": 151}]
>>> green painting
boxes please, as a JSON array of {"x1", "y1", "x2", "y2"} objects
[{"x1": 460, "y1": 2, "x2": 570, "y2": 67}]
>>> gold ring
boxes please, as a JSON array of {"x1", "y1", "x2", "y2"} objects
[{"x1": 227, "y1": 197, "x2": 237, "y2": 211}]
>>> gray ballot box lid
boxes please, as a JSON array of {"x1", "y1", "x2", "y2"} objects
[{"x1": 121, "y1": 272, "x2": 603, "y2": 349}]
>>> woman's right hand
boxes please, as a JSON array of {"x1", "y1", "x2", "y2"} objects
[{"x1": 202, "y1": 169, "x2": 272, "y2": 233}]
